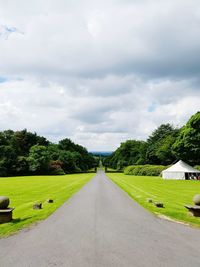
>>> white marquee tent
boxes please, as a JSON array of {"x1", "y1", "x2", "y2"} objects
[{"x1": 162, "y1": 160, "x2": 200, "y2": 180}]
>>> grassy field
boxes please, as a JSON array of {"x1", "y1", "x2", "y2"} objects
[
  {"x1": 105, "y1": 167, "x2": 122, "y2": 173},
  {"x1": 0, "y1": 173, "x2": 94, "y2": 237},
  {"x1": 107, "y1": 173, "x2": 200, "y2": 227}
]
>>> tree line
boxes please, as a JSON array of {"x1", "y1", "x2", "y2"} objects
[
  {"x1": 104, "y1": 111, "x2": 200, "y2": 170},
  {"x1": 0, "y1": 129, "x2": 97, "y2": 176}
]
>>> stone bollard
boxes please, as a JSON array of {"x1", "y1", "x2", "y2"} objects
[
  {"x1": 154, "y1": 202, "x2": 164, "y2": 208},
  {"x1": 0, "y1": 196, "x2": 14, "y2": 223},
  {"x1": 0, "y1": 196, "x2": 10, "y2": 209},
  {"x1": 33, "y1": 203, "x2": 42, "y2": 210},
  {"x1": 185, "y1": 194, "x2": 200, "y2": 217},
  {"x1": 193, "y1": 194, "x2": 200, "y2": 206}
]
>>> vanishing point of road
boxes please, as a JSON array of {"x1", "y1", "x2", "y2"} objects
[{"x1": 1, "y1": 170, "x2": 200, "y2": 267}]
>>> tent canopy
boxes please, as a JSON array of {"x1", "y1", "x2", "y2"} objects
[{"x1": 162, "y1": 160, "x2": 200, "y2": 180}]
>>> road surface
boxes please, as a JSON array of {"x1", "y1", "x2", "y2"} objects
[{"x1": 1, "y1": 170, "x2": 200, "y2": 266}]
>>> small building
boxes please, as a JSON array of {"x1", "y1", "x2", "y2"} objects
[{"x1": 162, "y1": 160, "x2": 200, "y2": 180}]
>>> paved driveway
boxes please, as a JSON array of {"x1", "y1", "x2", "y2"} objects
[{"x1": 1, "y1": 170, "x2": 200, "y2": 266}]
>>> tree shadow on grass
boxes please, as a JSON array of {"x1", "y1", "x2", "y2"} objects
[{"x1": 11, "y1": 217, "x2": 32, "y2": 225}]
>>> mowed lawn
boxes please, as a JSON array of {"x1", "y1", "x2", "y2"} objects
[
  {"x1": 107, "y1": 173, "x2": 200, "y2": 227},
  {"x1": 0, "y1": 173, "x2": 94, "y2": 237}
]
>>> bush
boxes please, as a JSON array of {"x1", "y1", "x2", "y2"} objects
[
  {"x1": 195, "y1": 166, "x2": 200, "y2": 171},
  {"x1": 74, "y1": 166, "x2": 82, "y2": 173},
  {"x1": 50, "y1": 168, "x2": 66, "y2": 175},
  {"x1": 124, "y1": 165, "x2": 168, "y2": 176},
  {"x1": 49, "y1": 160, "x2": 65, "y2": 175}
]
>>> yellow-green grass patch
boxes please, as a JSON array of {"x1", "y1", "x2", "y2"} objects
[
  {"x1": 107, "y1": 173, "x2": 200, "y2": 227},
  {"x1": 0, "y1": 173, "x2": 94, "y2": 237}
]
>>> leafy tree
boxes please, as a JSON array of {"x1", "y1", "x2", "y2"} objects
[
  {"x1": 15, "y1": 156, "x2": 29, "y2": 175},
  {"x1": 0, "y1": 145, "x2": 18, "y2": 176},
  {"x1": 58, "y1": 138, "x2": 76, "y2": 152},
  {"x1": 58, "y1": 150, "x2": 77, "y2": 173},
  {"x1": 14, "y1": 129, "x2": 49, "y2": 156},
  {"x1": 173, "y1": 112, "x2": 200, "y2": 165},
  {"x1": 59, "y1": 138, "x2": 96, "y2": 172},
  {"x1": 106, "y1": 140, "x2": 147, "y2": 170},
  {"x1": 0, "y1": 129, "x2": 95, "y2": 176},
  {"x1": 146, "y1": 124, "x2": 178, "y2": 165},
  {"x1": 28, "y1": 145, "x2": 50, "y2": 174},
  {"x1": 49, "y1": 160, "x2": 65, "y2": 175},
  {"x1": 47, "y1": 144, "x2": 61, "y2": 161}
]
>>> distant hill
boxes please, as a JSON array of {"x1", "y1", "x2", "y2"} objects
[{"x1": 90, "y1": 151, "x2": 113, "y2": 157}]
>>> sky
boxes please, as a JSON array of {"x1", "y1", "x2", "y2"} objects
[{"x1": 0, "y1": 0, "x2": 200, "y2": 151}]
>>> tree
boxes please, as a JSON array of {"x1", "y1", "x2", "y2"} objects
[
  {"x1": 173, "y1": 112, "x2": 200, "y2": 165},
  {"x1": 106, "y1": 140, "x2": 147, "y2": 170},
  {"x1": 0, "y1": 129, "x2": 95, "y2": 176},
  {"x1": 15, "y1": 156, "x2": 29, "y2": 175},
  {"x1": 0, "y1": 145, "x2": 18, "y2": 176},
  {"x1": 49, "y1": 160, "x2": 65, "y2": 175},
  {"x1": 58, "y1": 138, "x2": 76, "y2": 152},
  {"x1": 47, "y1": 144, "x2": 61, "y2": 161},
  {"x1": 14, "y1": 129, "x2": 49, "y2": 156},
  {"x1": 28, "y1": 145, "x2": 50, "y2": 174},
  {"x1": 155, "y1": 134, "x2": 178, "y2": 165},
  {"x1": 146, "y1": 124, "x2": 178, "y2": 165},
  {"x1": 58, "y1": 150, "x2": 77, "y2": 173},
  {"x1": 0, "y1": 130, "x2": 15, "y2": 146},
  {"x1": 59, "y1": 138, "x2": 96, "y2": 171}
]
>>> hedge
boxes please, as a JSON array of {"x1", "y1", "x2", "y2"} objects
[
  {"x1": 195, "y1": 166, "x2": 200, "y2": 171},
  {"x1": 124, "y1": 165, "x2": 168, "y2": 176}
]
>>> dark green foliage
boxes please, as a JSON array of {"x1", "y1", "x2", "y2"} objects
[
  {"x1": 0, "y1": 130, "x2": 15, "y2": 146},
  {"x1": 0, "y1": 145, "x2": 18, "y2": 176},
  {"x1": 106, "y1": 112, "x2": 199, "y2": 169},
  {"x1": 14, "y1": 129, "x2": 49, "y2": 156},
  {"x1": 173, "y1": 112, "x2": 200, "y2": 165},
  {"x1": 105, "y1": 140, "x2": 147, "y2": 170},
  {"x1": 0, "y1": 129, "x2": 50, "y2": 176},
  {"x1": 15, "y1": 156, "x2": 29, "y2": 175},
  {"x1": 28, "y1": 145, "x2": 50, "y2": 174},
  {"x1": 50, "y1": 169, "x2": 66, "y2": 175},
  {"x1": 58, "y1": 138, "x2": 76, "y2": 152},
  {"x1": 124, "y1": 165, "x2": 167, "y2": 176},
  {"x1": 58, "y1": 138, "x2": 95, "y2": 172},
  {"x1": 47, "y1": 144, "x2": 61, "y2": 160},
  {"x1": 58, "y1": 150, "x2": 77, "y2": 173},
  {"x1": 146, "y1": 124, "x2": 179, "y2": 165},
  {"x1": 0, "y1": 129, "x2": 96, "y2": 176},
  {"x1": 195, "y1": 166, "x2": 200, "y2": 171}
]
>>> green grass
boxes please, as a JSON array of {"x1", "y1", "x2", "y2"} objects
[
  {"x1": 107, "y1": 173, "x2": 200, "y2": 227},
  {"x1": 106, "y1": 167, "x2": 116, "y2": 171},
  {"x1": 0, "y1": 173, "x2": 94, "y2": 237}
]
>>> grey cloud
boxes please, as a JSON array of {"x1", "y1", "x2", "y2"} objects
[
  {"x1": 0, "y1": 0, "x2": 200, "y2": 150},
  {"x1": 0, "y1": 76, "x2": 199, "y2": 150},
  {"x1": 71, "y1": 101, "x2": 117, "y2": 124},
  {"x1": 1, "y1": 0, "x2": 200, "y2": 80}
]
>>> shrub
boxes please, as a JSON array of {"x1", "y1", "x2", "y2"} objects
[
  {"x1": 50, "y1": 168, "x2": 66, "y2": 175},
  {"x1": 124, "y1": 165, "x2": 168, "y2": 176},
  {"x1": 74, "y1": 166, "x2": 82, "y2": 173},
  {"x1": 195, "y1": 166, "x2": 200, "y2": 171},
  {"x1": 49, "y1": 160, "x2": 65, "y2": 175}
]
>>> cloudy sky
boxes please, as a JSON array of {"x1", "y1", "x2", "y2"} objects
[{"x1": 0, "y1": 0, "x2": 200, "y2": 151}]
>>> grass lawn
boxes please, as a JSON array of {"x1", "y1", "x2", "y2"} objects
[
  {"x1": 107, "y1": 173, "x2": 200, "y2": 227},
  {"x1": 0, "y1": 173, "x2": 94, "y2": 237}
]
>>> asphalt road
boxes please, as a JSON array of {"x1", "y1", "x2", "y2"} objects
[{"x1": 1, "y1": 170, "x2": 200, "y2": 267}]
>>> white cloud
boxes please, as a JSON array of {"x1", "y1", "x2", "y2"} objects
[{"x1": 0, "y1": 0, "x2": 199, "y2": 151}]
